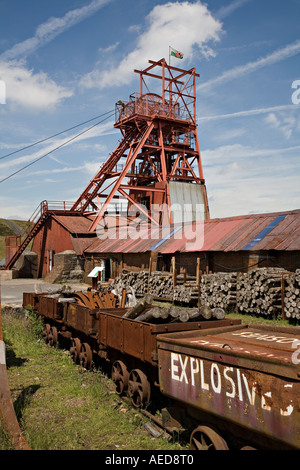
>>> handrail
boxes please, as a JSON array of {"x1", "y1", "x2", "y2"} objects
[
  {"x1": 4, "y1": 200, "x2": 76, "y2": 269},
  {"x1": 115, "y1": 93, "x2": 190, "y2": 124}
]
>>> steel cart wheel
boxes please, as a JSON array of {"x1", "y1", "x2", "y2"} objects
[
  {"x1": 70, "y1": 338, "x2": 82, "y2": 364},
  {"x1": 112, "y1": 360, "x2": 129, "y2": 395},
  {"x1": 79, "y1": 342, "x2": 93, "y2": 369},
  {"x1": 42, "y1": 323, "x2": 51, "y2": 343},
  {"x1": 48, "y1": 326, "x2": 58, "y2": 347},
  {"x1": 128, "y1": 369, "x2": 151, "y2": 408},
  {"x1": 190, "y1": 425, "x2": 229, "y2": 450}
]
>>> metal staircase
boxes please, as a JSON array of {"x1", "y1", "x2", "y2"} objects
[{"x1": 4, "y1": 201, "x2": 74, "y2": 270}]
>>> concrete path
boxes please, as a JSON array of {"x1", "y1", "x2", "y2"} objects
[{"x1": 0, "y1": 278, "x2": 90, "y2": 305}]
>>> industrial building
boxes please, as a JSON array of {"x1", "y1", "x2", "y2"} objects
[
  {"x1": 3, "y1": 59, "x2": 300, "y2": 284},
  {"x1": 10, "y1": 208, "x2": 297, "y2": 284}
]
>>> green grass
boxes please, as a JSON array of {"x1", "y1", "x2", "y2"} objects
[
  {"x1": 0, "y1": 218, "x2": 33, "y2": 260},
  {"x1": 226, "y1": 311, "x2": 297, "y2": 327},
  {"x1": 0, "y1": 220, "x2": 16, "y2": 237},
  {"x1": 0, "y1": 311, "x2": 185, "y2": 451}
]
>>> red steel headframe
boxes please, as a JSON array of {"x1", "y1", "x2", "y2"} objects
[{"x1": 71, "y1": 58, "x2": 209, "y2": 231}]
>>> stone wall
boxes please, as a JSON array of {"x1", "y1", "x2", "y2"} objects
[
  {"x1": 44, "y1": 250, "x2": 84, "y2": 283},
  {"x1": 15, "y1": 251, "x2": 38, "y2": 278}
]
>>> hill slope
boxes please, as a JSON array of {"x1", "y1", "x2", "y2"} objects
[{"x1": 0, "y1": 218, "x2": 28, "y2": 262}]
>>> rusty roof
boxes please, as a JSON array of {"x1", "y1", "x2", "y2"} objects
[
  {"x1": 53, "y1": 214, "x2": 95, "y2": 234},
  {"x1": 71, "y1": 235, "x2": 97, "y2": 255},
  {"x1": 52, "y1": 209, "x2": 300, "y2": 254},
  {"x1": 157, "y1": 209, "x2": 300, "y2": 253}
]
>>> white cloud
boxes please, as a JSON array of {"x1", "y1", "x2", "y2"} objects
[
  {"x1": 28, "y1": 166, "x2": 84, "y2": 176},
  {"x1": 197, "y1": 104, "x2": 299, "y2": 121},
  {"x1": 0, "y1": 204, "x2": 35, "y2": 220},
  {"x1": 128, "y1": 25, "x2": 141, "y2": 34},
  {"x1": 207, "y1": 172, "x2": 300, "y2": 218},
  {"x1": 216, "y1": 0, "x2": 251, "y2": 20},
  {"x1": 98, "y1": 42, "x2": 120, "y2": 54},
  {"x1": 203, "y1": 142, "x2": 300, "y2": 164},
  {"x1": 213, "y1": 127, "x2": 246, "y2": 142},
  {"x1": 0, "y1": 0, "x2": 114, "y2": 110},
  {"x1": 0, "y1": 59, "x2": 73, "y2": 110},
  {"x1": 202, "y1": 143, "x2": 300, "y2": 217},
  {"x1": 198, "y1": 40, "x2": 300, "y2": 92},
  {"x1": 83, "y1": 161, "x2": 103, "y2": 176},
  {"x1": 264, "y1": 111, "x2": 298, "y2": 139},
  {"x1": 21, "y1": 160, "x2": 106, "y2": 181},
  {"x1": 81, "y1": 1, "x2": 222, "y2": 90},
  {"x1": 0, "y1": 0, "x2": 113, "y2": 61}
]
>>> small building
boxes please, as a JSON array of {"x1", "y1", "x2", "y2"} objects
[{"x1": 20, "y1": 208, "x2": 300, "y2": 282}]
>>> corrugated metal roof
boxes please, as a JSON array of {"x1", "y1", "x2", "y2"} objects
[
  {"x1": 241, "y1": 214, "x2": 288, "y2": 250},
  {"x1": 52, "y1": 209, "x2": 300, "y2": 254},
  {"x1": 157, "y1": 210, "x2": 300, "y2": 253},
  {"x1": 71, "y1": 236, "x2": 97, "y2": 255},
  {"x1": 53, "y1": 214, "x2": 95, "y2": 234}
]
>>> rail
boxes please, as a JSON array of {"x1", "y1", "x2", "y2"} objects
[{"x1": 115, "y1": 93, "x2": 191, "y2": 124}]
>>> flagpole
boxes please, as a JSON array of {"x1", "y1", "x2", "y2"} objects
[{"x1": 169, "y1": 46, "x2": 171, "y2": 66}]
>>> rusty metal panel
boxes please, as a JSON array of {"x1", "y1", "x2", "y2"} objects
[
  {"x1": 65, "y1": 303, "x2": 77, "y2": 329},
  {"x1": 157, "y1": 324, "x2": 300, "y2": 449},
  {"x1": 23, "y1": 292, "x2": 33, "y2": 308},
  {"x1": 99, "y1": 312, "x2": 154, "y2": 363},
  {"x1": 74, "y1": 305, "x2": 91, "y2": 335},
  {"x1": 65, "y1": 304, "x2": 98, "y2": 335},
  {"x1": 123, "y1": 320, "x2": 147, "y2": 361},
  {"x1": 100, "y1": 312, "x2": 124, "y2": 352},
  {"x1": 38, "y1": 296, "x2": 62, "y2": 320},
  {"x1": 23, "y1": 292, "x2": 47, "y2": 310},
  {"x1": 99, "y1": 312, "x2": 241, "y2": 365}
]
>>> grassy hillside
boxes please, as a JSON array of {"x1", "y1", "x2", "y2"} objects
[{"x1": 0, "y1": 218, "x2": 29, "y2": 261}]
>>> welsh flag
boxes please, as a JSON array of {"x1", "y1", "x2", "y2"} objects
[{"x1": 170, "y1": 47, "x2": 183, "y2": 59}]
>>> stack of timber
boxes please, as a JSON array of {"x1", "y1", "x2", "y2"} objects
[
  {"x1": 122, "y1": 294, "x2": 225, "y2": 323},
  {"x1": 173, "y1": 279, "x2": 199, "y2": 304},
  {"x1": 199, "y1": 272, "x2": 237, "y2": 312},
  {"x1": 284, "y1": 269, "x2": 300, "y2": 320},
  {"x1": 148, "y1": 271, "x2": 174, "y2": 299},
  {"x1": 108, "y1": 271, "x2": 148, "y2": 296},
  {"x1": 236, "y1": 267, "x2": 289, "y2": 317},
  {"x1": 104, "y1": 267, "x2": 299, "y2": 323}
]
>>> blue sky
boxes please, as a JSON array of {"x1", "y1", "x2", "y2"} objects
[{"x1": 0, "y1": 0, "x2": 299, "y2": 220}]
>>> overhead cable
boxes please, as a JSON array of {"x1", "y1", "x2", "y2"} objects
[
  {"x1": 0, "y1": 110, "x2": 115, "y2": 184},
  {"x1": 0, "y1": 109, "x2": 115, "y2": 161}
]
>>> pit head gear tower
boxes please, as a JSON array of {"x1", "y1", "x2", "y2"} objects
[
  {"x1": 71, "y1": 58, "x2": 209, "y2": 230},
  {"x1": 4, "y1": 59, "x2": 210, "y2": 270}
]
